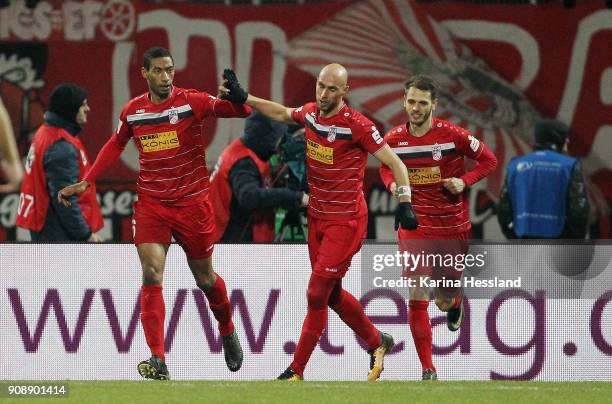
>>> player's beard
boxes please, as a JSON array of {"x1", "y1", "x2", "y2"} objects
[
  {"x1": 410, "y1": 108, "x2": 432, "y2": 127},
  {"x1": 152, "y1": 83, "x2": 172, "y2": 101},
  {"x1": 318, "y1": 98, "x2": 337, "y2": 114}
]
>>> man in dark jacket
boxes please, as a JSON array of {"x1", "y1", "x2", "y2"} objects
[
  {"x1": 16, "y1": 83, "x2": 103, "y2": 241},
  {"x1": 498, "y1": 119, "x2": 589, "y2": 239},
  {"x1": 210, "y1": 111, "x2": 308, "y2": 242}
]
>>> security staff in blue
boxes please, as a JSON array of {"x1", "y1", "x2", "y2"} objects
[{"x1": 498, "y1": 119, "x2": 589, "y2": 238}]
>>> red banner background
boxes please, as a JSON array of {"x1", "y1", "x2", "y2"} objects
[{"x1": 0, "y1": 0, "x2": 610, "y2": 240}]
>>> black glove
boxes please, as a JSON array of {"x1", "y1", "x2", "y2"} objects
[
  {"x1": 395, "y1": 201, "x2": 418, "y2": 231},
  {"x1": 221, "y1": 68, "x2": 248, "y2": 104}
]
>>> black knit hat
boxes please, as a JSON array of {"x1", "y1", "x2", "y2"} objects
[
  {"x1": 242, "y1": 111, "x2": 287, "y2": 161},
  {"x1": 47, "y1": 83, "x2": 87, "y2": 124},
  {"x1": 534, "y1": 119, "x2": 569, "y2": 151}
]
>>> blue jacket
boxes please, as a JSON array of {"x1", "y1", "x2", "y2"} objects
[{"x1": 498, "y1": 149, "x2": 589, "y2": 238}]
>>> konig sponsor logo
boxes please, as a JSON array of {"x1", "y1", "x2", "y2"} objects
[
  {"x1": 307, "y1": 139, "x2": 333, "y2": 165},
  {"x1": 140, "y1": 131, "x2": 180, "y2": 153}
]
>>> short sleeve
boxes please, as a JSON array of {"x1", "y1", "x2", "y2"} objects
[
  {"x1": 187, "y1": 90, "x2": 252, "y2": 119},
  {"x1": 356, "y1": 120, "x2": 386, "y2": 154}
]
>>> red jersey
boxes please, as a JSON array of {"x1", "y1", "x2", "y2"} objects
[
  {"x1": 292, "y1": 102, "x2": 386, "y2": 221},
  {"x1": 380, "y1": 118, "x2": 497, "y2": 235},
  {"x1": 84, "y1": 86, "x2": 251, "y2": 205}
]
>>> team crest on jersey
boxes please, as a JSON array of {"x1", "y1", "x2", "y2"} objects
[
  {"x1": 432, "y1": 143, "x2": 442, "y2": 161},
  {"x1": 327, "y1": 126, "x2": 337, "y2": 143},
  {"x1": 168, "y1": 108, "x2": 179, "y2": 124}
]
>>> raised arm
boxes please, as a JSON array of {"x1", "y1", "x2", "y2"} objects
[
  {"x1": 218, "y1": 68, "x2": 295, "y2": 124},
  {"x1": 245, "y1": 95, "x2": 295, "y2": 124}
]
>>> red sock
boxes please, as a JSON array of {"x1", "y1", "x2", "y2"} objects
[
  {"x1": 290, "y1": 274, "x2": 335, "y2": 376},
  {"x1": 203, "y1": 273, "x2": 235, "y2": 337},
  {"x1": 290, "y1": 307, "x2": 327, "y2": 376},
  {"x1": 140, "y1": 284, "x2": 165, "y2": 360},
  {"x1": 330, "y1": 289, "x2": 380, "y2": 349},
  {"x1": 408, "y1": 300, "x2": 435, "y2": 372}
]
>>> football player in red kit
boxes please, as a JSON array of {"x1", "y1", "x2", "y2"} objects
[
  {"x1": 220, "y1": 64, "x2": 418, "y2": 381},
  {"x1": 380, "y1": 75, "x2": 497, "y2": 380},
  {"x1": 58, "y1": 47, "x2": 251, "y2": 380}
]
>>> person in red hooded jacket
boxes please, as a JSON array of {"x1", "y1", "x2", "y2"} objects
[{"x1": 16, "y1": 83, "x2": 103, "y2": 242}]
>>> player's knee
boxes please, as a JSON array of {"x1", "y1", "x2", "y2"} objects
[
  {"x1": 306, "y1": 289, "x2": 328, "y2": 310},
  {"x1": 142, "y1": 265, "x2": 163, "y2": 285},
  {"x1": 195, "y1": 273, "x2": 216, "y2": 292}
]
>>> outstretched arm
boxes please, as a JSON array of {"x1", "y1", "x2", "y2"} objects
[
  {"x1": 218, "y1": 68, "x2": 295, "y2": 124},
  {"x1": 245, "y1": 95, "x2": 295, "y2": 124},
  {"x1": 211, "y1": 98, "x2": 252, "y2": 118},
  {"x1": 58, "y1": 132, "x2": 128, "y2": 206}
]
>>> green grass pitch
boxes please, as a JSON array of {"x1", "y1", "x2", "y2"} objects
[{"x1": 2, "y1": 381, "x2": 611, "y2": 403}]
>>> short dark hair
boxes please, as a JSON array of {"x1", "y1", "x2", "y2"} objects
[
  {"x1": 143, "y1": 47, "x2": 173, "y2": 70},
  {"x1": 404, "y1": 74, "x2": 438, "y2": 101}
]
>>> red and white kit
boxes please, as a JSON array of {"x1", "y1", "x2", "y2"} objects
[
  {"x1": 380, "y1": 118, "x2": 497, "y2": 239},
  {"x1": 292, "y1": 102, "x2": 386, "y2": 277},
  {"x1": 85, "y1": 86, "x2": 251, "y2": 258}
]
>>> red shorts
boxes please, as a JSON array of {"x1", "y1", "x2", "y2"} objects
[
  {"x1": 398, "y1": 227, "x2": 471, "y2": 281},
  {"x1": 308, "y1": 216, "x2": 367, "y2": 279},
  {"x1": 132, "y1": 194, "x2": 215, "y2": 259}
]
